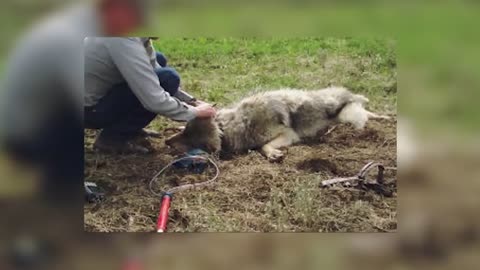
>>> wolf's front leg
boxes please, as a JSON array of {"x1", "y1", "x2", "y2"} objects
[{"x1": 260, "y1": 128, "x2": 300, "y2": 162}]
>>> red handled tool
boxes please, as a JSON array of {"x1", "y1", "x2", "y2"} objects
[
  {"x1": 150, "y1": 152, "x2": 220, "y2": 233},
  {"x1": 122, "y1": 258, "x2": 144, "y2": 270},
  {"x1": 156, "y1": 192, "x2": 173, "y2": 233}
]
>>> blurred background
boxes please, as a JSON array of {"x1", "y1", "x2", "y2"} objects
[{"x1": 0, "y1": 0, "x2": 479, "y2": 269}]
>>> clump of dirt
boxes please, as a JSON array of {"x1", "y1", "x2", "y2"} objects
[
  {"x1": 84, "y1": 117, "x2": 397, "y2": 232},
  {"x1": 296, "y1": 158, "x2": 338, "y2": 174}
]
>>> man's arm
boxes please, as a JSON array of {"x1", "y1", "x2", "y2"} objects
[
  {"x1": 145, "y1": 38, "x2": 201, "y2": 104},
  {"x1": 105, "y1": 38, "x2": 196, "y2": 122},
  {"x1": 143, "y1": 38, "x2": 161, "y2": 69}
]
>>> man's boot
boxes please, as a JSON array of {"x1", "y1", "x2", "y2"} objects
[{"x1": 93, "y1": 133, "x2": 152, "y2": 154}]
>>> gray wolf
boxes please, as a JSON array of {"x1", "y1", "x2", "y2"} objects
[{"x1": 166, "y1": 87, "x2": 389, "y2": 161}]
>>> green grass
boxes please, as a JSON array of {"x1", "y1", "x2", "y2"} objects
[{"x1": 153, "y1": 38, "x2": 396, "y2": 110}]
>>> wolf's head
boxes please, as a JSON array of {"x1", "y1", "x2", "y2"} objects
[{"x1": 165, "y1": 117, "x2": 222, "y2": 153}]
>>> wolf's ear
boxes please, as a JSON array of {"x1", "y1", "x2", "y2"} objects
[{"x1": 191, "y1": 116, "x2": 216, "y2": 126}]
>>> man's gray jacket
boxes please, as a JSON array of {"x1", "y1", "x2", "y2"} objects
[{"x1": 84, "y1": 37, "x2": 196, "y2": 122}]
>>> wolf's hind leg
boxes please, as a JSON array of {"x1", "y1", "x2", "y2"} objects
[
  {"x1": 261, "y1": 128, "x2": 300, "y2": 162},
  {"x1": 338, "y1": 103, "x2": 390, "y2": 130},
  {"x1": 367, "y1": 111, "x2": 391, "y2": 120}
]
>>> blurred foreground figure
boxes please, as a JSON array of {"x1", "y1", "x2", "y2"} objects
[
  {"x1": 0, "y1": 1, "x2": 151, "y2": 269},
  {"x1": 0, "y1": 0, "x2": 150, "y2": 202}
]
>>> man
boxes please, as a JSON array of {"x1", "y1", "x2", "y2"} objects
[
  {"x1": 84, "y1": 37, "x2": 216, "y2": 154},
  {"x1": 0, "y1": 2, "x2": 176, "y2": 268},
  {"x1": 0, "y1": 0, "x2": 155, "y2": 201}
]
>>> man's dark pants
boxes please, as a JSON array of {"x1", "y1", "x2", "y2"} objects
[{"x1": 85, "y1": 53, "x2": 178, "y2": 141}]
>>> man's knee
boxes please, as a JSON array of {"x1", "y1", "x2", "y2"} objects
[
  {"x1": 156, "y1": 52, "x2": 168, "y2": 67},
  {"x1": 155, "y1": 67, "x2": 180, "y2": 96}
]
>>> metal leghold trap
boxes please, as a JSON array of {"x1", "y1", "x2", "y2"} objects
[{"x1": 321, "y1": 161, "x2": 395, "y2": 196}]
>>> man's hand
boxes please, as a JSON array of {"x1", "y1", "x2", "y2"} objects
[{"x1": 194, "y1": 103, "x2": 216, "y2": 118}]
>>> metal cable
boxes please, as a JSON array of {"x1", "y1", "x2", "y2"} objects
[{"x1": 149, "y1": 156, "x2": 220, "y2": 196}]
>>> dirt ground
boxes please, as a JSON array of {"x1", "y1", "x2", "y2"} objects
[{"x1": 84, "y1": 116, "x2": 396, "y2": 232}]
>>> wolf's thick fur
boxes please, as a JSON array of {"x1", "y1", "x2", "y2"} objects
[{"x1": 166, "y1": 87, "x2": 388, "y2": 161}]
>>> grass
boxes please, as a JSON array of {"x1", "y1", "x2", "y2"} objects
[
  {"x1": 154, "y1": 38, "x2": 395, "y2": 108},
  {"x1": 84, "y1": 37, "x2": 397, "y2": 232}
]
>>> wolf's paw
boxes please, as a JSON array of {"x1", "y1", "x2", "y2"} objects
[{"x1": 267, "y1": 149, "x2": 284, "y2": 162}]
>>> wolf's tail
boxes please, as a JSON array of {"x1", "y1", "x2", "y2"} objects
[{"x1": 337, "y1": 94, "x2": 390, "y2": 129}]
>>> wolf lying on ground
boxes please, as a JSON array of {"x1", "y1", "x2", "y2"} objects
[{"x1": 166, "y1": 87, "x2": 389, "y2": 161}]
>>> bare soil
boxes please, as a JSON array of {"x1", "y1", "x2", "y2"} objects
[{"x1": 84, "y1": 118, "x2": 396, "y2": 232}]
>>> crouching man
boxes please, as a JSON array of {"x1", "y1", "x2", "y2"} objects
[{"x1": 84, "y1": 37, "x2": 215, "y2": 154}]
